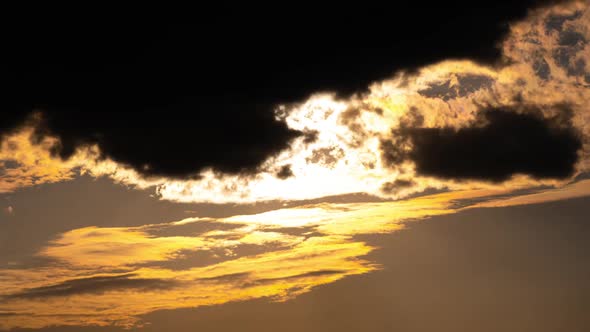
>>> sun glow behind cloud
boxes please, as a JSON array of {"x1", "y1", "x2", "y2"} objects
[
  {"x1": 0, "y1": 188, "x2": 507, "y2": 329},
  {"x1": 2, "y1": 1, "x2": 588, "y2": 204},
  {"x1": 2, "y1": 2, "x2": 590, "y2": 329}
]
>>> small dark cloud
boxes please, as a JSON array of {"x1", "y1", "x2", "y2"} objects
[
  {"x1": 243, "y1": 270, "x2": 346, "y2": 288},
  {"x1": 456, "y1": 75, "x2": 495, "y2": 94},
  {"x1": 553, "y1": 46, "x2": 587, "y2": 77},
  {"x1": 418, "y1": 74, "x2": 494, "y2": 101},
  {"x1": 558, "y1": 30, "x2": 586, "y2": 46},
  {"x1": 302, "y1": 130, "x2": 319, "y2": 144},
  {"x1": 4, "y1": 274, "x2": 180, "y2": 299},
  {"x1": 276, "y1": 165, "x2": 294, "y2": 180},
  {"x1": 381, "y1": 106, "x2": 582, "y2": 182},
  {"x1": 196, "y1": 272, "x2": 251, "y2": 282},
  {"x1": 306, "y1": 147, "x2": 345, "y2": 168},
  {"x1": 533, "y1": 57, "x2": 551, "y2": 80},
  {"x1": 339, "y1": 107, "x2": 362, "y2": 125},
  {"x1": 552, "y1": 47, "x2": 573, "y2": 71},
  {"x1": 545, "y1": 11, "x2": 582, "y2": 32},
  {"x1": 381, "y1": 179, "x2": 416, "y2": 194},
  {"x1": 548, "y1": 18, "x2": 587, "y2": 78},
  {"x1": 418, "y1": 80, "x2": 453, "y2": 100},
  {"x1": 261, "y1": 269, "x2": 345, "y2": 281},
  {"x1": 571, "y1": 59, "x2": 587, "y2": 77},
  {"x1": 0, "y1": 160, "x2": 20, "y2": 169}
]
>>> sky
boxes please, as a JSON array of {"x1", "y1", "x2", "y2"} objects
[{"x1": 1, "y1": 1, "x2": 590, "y2": 331}]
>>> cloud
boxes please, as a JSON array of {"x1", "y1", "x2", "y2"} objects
[
  {"x1": 4, "y1": 274, "x2": 180, "y2": 300},
  {"x1": 381, "y1": 179, "x2": 416, "y2": 195},
  {"x1": 417, "y1": 74, "x2": 495, "y2": 101},
  {"x1": 96, "y1": 1, "x2": 590, "y2": 203},
  {"x1": 471, "y1": 178, "x2": 590, "y2": 207},
  {"x1": 0, "y1": 1, "x2": 588, "y2": 204},
  {"x1": 1, "y1": 188, "x2": 485, "y2": 329},
  {"x1": 1, "y1": 1, "x2": 564, "y2": 180},
  {"x1": 2, "y1": 177, "x2": 590, "y2": 329},
  {"x1": 0, "y1": 127, "x2": 79, "y2": 193},
  {"x1": 243, "y1": 270, "x2": 347, "y2": 287},
  {"x1": 0, "y1": 232, "x2": 374, "y2": 329},
  {"x1": 382, "y1": 106, "x2": 582, "y2": 181},
  {"x1": 275, "y1": 165, "x2": 294, "y2": 180},
  {"x1": 39, "y1": 225, "x2": 247, "y2": 267}
]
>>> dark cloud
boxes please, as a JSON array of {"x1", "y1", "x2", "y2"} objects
[
  {"x1": 553, "y1": 48, "x2": 587, "y2": 77},
  {"x1": 307, "y1": 147, "x2": 345, "y2": 168},
  {"x1": 276, "y1": 165, "x2": 295, "y2": 180},
  {"x1": 0, "y1": 160, "x2": 21, "y2": 171},
  {"x1": 549, "y1": 21, "x2": 588, "y2": 78},
  {"x1": 4, "y1": 274, "x2": 180, "y2": 299},
  {"x1": 558, "y1": 30, "x2": 586, "y2": 46},
  {"x1": 242, "y1": 270, "x2": 346, "y2": 288},
  {"x1": 196, "y1": 272, "x2": 251, "y2": 282},
  {"x1": 257, "y1": 270, "x2": 345, "y2": 282},
  {"x1": 418, "y1": 74, "x2": 495, "y2": 101},
  {"x1": 381, "y1": 106, "x2": 582, "y2": 182},
  {"x1": 381, "y1": 179, "x2": 416, "y2": 194},
  {"x1": 302, "y1": 131, "x2": 320, "y2": 144},
  {"x1": 1, "y1": 1, "x2": 562, "y2": 178},
  {"x1": 533, "y1": 57, "x2": 552, "y2": 80},
  {"x1": 545, "y1": 11, "x2": 582, "y2": 32}
]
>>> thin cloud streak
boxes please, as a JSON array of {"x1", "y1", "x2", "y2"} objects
[{"x1": 2, "y1": 178, "x2": 589, "y2": 329}]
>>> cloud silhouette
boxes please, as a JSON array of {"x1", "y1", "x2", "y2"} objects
[
  {"x1": 1, "y1": 1, "x2": 560, "y2": 178},
  {"x1": 381, "y1": 106, "x2": 582, "y2": 181}
]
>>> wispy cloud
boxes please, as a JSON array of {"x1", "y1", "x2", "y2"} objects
[
  {"x1": 0, "y1": 127, "x2": 79, "y2": 193},
  {"x1": 3, "y1": 178, "x2": 588, "y2": 329}
]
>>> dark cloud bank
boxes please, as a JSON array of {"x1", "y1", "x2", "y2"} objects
[
  {"x1": 381, "y1": 106, "x2": 582, "y2": 182},
  {"x1": 1, "y1": 1, "x2": 567, "y2": 180}
]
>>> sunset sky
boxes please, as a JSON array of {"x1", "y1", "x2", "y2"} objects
[{"x1": 1, "y1": 2, "x2": 590, "y2": 331}]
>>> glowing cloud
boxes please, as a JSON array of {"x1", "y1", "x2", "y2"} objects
[
  {"x1": 0, "y1": 127, "x2": 80, "y2": 193},
  {"x1": 0, "y1": 2, "x2": 588, "y2": 204},
  {"x1": 2, "y1": 177, "x2": 589, "y2": 329}
]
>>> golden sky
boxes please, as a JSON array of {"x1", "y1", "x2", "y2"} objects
[
  {"x1": 1, "y1": 1, "x2": 590, "y2": 330},
  {"x1": 1, "y1": 178, "x2": 590, "y2": 329}
]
